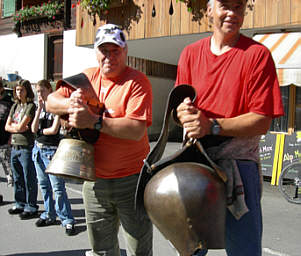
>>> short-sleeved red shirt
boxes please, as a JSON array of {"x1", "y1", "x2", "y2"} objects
[
  {"x1": 58, "y1": 66, "x2": 153, "y2": 178},
  {"x1": 175, "y1": 35, "x2": 284, "y2": 119}
]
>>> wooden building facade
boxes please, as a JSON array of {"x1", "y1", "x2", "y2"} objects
[{"x1": 75, "y1": 0, "x2": 301, "y2": 46}]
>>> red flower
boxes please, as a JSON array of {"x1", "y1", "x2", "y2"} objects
[{"x1": 72, "y1": 4, "x2": 76, "y2": 8}]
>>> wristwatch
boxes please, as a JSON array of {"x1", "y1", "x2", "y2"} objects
[
  {"x1": 94, "y1": 116, "x2": 103, "y2": 132},
  {"x1": 210, "y1": 119, "x2": 221, "y2": 135}
]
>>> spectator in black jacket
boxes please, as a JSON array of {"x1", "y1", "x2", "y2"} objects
[{"x1": 0, "y1": 80, "x2": 13, "y2": 187}]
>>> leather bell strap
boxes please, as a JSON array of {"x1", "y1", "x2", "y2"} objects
[
  {"x1": 144, "y1": 84, "x2": 227, "y2": 183},
  {"x1": 145, "y1": 84, "x2": 196, "y2": 165},
  {"x1": 193, "y1": 139, "x2": 227, "y2": 183},
  {"x1": 56, "y1": 73, "x2": 103, "y2": 144}
]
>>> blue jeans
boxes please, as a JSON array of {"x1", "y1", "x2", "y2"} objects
[
  {"x1": 32, "y1": 144, "x2": 74, "y2": 226},
  {"x1": 11, "y1": 145, "x2": 38, "y2": 212},
  {"x1": 193, "y1": 160, "x2": 262, "y2": 256}
]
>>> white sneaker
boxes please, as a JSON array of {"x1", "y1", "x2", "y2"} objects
[
  {"x1": 6, "y1": 175, "x2": 13, "y2": 187},
  {"x1": 85, "y1": 251, "x2": 93, "y2": 256},
  {"x1": 65, "y1": 223, "x2": 76, "y2": 236}
]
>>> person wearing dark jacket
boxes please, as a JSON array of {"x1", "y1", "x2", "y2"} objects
[{"x1": 0, "y1": 80, "x2": 13, "y2": 186}]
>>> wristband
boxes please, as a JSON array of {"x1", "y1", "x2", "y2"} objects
[{"x1": 37, "y1": 129, "x2": 43, "y2": 136}]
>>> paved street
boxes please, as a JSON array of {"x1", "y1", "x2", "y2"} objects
[{"x1": 0, "y1": 142, "x2": 301, "y2": 256}]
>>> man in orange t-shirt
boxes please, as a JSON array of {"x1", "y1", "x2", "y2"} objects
[{"x1": 46, "y1": 24, "x2": 153, "y2": 256}]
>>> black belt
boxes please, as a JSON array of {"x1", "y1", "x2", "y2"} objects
[{"x1": 198, "y1": 135, "x2": 233, "y2": 149}]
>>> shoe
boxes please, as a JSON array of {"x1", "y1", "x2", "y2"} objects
[
  {"x1": 85, "y1": 251, "x2": 93, "y2": 256},
  {"x1": 192, "y1": 249, "x2": 208, "y2": 256},
  {"x1": 6, "y1": 175, "x2": 13, "y2": 187},
  {"x1": 8, "y1": 207, "x2": 24, "y2": 215},
  {"x1": 35, "y1": 218, "x2": 55, "y2": 227},
  {"x1": 19, "y1": 211, "x2": 39, "y2": 220},
  {"x1": 65, "y1": 224, "x2": 76, "y2": 236}
]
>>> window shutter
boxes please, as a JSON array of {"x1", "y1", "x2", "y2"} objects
[{"x1": 2, "y1": 0, "x2": 16, "y2": 18}]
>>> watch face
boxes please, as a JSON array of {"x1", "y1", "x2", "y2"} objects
[
  {"x1": 94, "y1": 121, "x2": 102, "y2": 131},
  {"x1": 94, "y1": 116, "x2": 103, "y2": 131},
  {"x1": 211, "y1": 120, "x2": 220, "y2": 135},
  {"x1": 212, "y1": 125, "x2": 220, "y2": 135}
]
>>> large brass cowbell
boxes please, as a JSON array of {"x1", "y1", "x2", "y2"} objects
[
  {"x1": 135, "y1": 85, "x2": 227, "y2": 255},
  {"x1": 45, "y1": 138, "x2": 96, "y2": 181},
  {"x1": 45, "y1": 73, "x2": 101, "y2": 182}
]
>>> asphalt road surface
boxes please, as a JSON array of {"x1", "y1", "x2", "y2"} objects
[{"x1": 1, "y1": 142, "x2": 301, "y2": 256}]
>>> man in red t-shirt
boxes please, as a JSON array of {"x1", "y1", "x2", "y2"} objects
[
  {"x1": 175, "y1": 1, "x2": 284, "y2": 256},
  {"x1": 46, "y1": 24, "x2": 153, "y2": 256}
]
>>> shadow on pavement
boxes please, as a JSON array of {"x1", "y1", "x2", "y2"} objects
[
  {"x1": 72, "y1": 208, "x2": 85, "y2": 218},
  {"x1": 0, "y1": 200, "x2": 12, "y2": 206},
  {"x1": 6, "y1": 249, "x2": 127, "y2": 256},
  {"x1": 74, "y1": 224, "x2": 87, "y2": 233},
  {"x1": 74, "y1": 217, "x2": 86, "y2": 225},
  {"x1": 0, "y1": 177, "x2": 7, "y2": 183},
  {"x1": 69, "y1": 198, "x2": 84, "y2": 205}
]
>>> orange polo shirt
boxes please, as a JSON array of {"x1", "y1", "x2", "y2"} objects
[{"x1": 58, "y1": 66, "x2": 153, "y2": 178}]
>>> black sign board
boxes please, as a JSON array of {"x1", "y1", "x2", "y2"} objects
[
  {"x1": 259, "y1": 133, "x2": 277, "y2": 177},
  {"x1": 281, "y1": 132, "x2": 301, "y2": 170}
]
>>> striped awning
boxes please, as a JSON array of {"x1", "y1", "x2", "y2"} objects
[{"x1": 253, "y1": 32, "x2": 301, "y2": 86}]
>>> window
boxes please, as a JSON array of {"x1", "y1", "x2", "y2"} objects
[
  {"x1": 270, "y1": 86, "x2": 289, "y2": 132},
  {"x1": 2, "y1": 0, "x2": 16, "y2": 18},
  {"x1": 1, "y1": 0, "x2": 48, "y2": 18},
  {"x1": 270, "y1": 85, "x2": 301, "y2": 134},
  {"x1": 295, "y1": 87, "x2": 301, "y2": 130}
]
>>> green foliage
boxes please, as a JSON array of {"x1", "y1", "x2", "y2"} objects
[
  {"x1": 77, "y1": 0, "x2": 112, "y2": 17},
  {"x1": 13, "y1": 1, "x2": 63, "y2": 24},
  {"x1": 176, "y1": 0, "x2": 196, "y2": 12}
]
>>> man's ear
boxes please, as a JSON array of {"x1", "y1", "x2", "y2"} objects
[
  {"x1": 124, "y1": 45, "x2": 128, "y2": 55},
  {"x1": 207, "y1": 4, "x2": 213, "y2": 24}
]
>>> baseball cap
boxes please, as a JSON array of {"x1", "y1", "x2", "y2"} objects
[{"x1": 94, "y1": 24, "x2": 127, "y2": 49}]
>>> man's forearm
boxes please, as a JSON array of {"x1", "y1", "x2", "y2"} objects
[
  {"x1": 217, "y1": 112, "x2": 272, "y2": 137},
  {"x1": 46, "y1": 91, "x2": 70, "y2": 116},
  {"x1": 102, "y1": 117, "x2": 147, "y2": 141}
]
